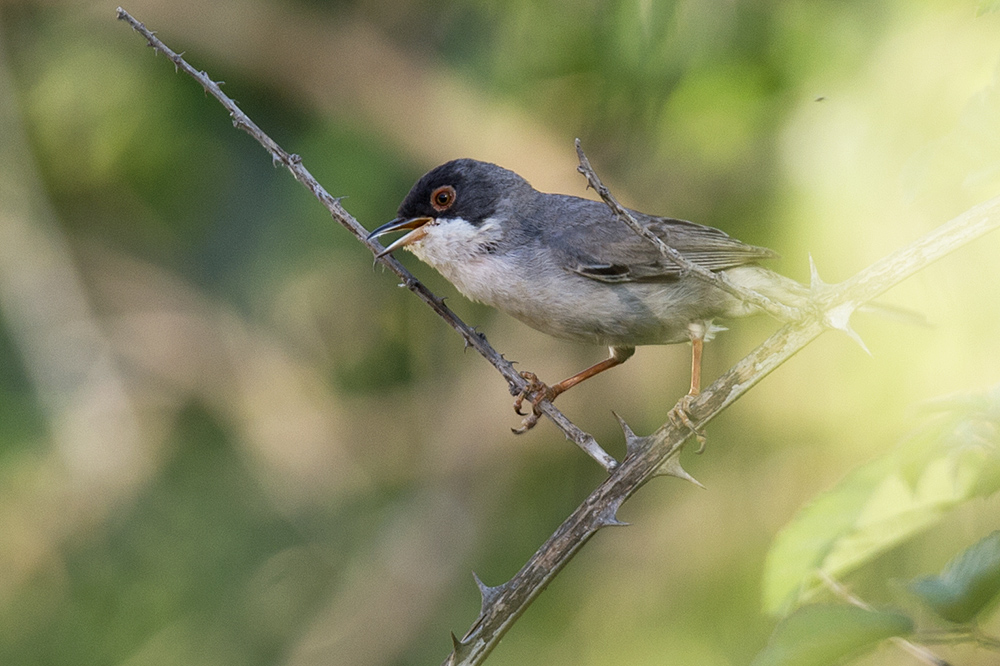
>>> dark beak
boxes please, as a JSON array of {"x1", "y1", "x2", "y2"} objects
[{"x1": 367, "y1": 216, "x2": 434, "y2": 257}]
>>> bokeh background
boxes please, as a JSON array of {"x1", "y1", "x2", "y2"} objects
[{"x1": 1, "y1": 0, "x2": 999, "y2": 664}]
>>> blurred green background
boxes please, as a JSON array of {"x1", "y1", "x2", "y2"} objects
[{"x1": 0, "y1": 0, "x2": 999, "y2": 664}]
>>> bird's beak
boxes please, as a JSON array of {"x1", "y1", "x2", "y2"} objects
[{"x1": 367, "y1": 216, "x2": 434, "y2": 258}]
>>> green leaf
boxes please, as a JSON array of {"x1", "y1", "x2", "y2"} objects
[
  {"x1": 751, "y1": 604, "x2": 913, "y2": 666},
  {"x1": 763, "y1": 387, "x2": 1000, "y2": 614},
  {"x1": 911, "y1": 531, "x2": 1000, "y2": 624}
]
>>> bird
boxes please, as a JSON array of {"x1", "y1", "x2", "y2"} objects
[{"x1": 368, "y1": 158, "x2": 808, "y2": 434}]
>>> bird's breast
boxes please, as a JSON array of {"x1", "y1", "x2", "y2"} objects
[
  {"x1": 411, "y1": 245, "x2": 694, "y2": 345},
  {"x1": 406, "y1": 216, "x2": 535, "y2": 310}
]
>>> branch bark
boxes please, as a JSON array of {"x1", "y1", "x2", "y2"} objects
[{"x1": 115, "y1": 8, "x2": 1000, "y2": 666}]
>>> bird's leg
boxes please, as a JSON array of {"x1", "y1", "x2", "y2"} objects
[
  {"x1": 688, "y1": 335, "x2": 703, "y2": 396},
  {"x1": 669, "y1": 325, "x2": 709, "y2": 451},
  {"x1": 512, "y1": 346, "x2": 635, "y2": 434}
]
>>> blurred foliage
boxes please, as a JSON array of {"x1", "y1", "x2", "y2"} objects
[
  {"x1": 750, "y1": 604, "x2": 913, "y2": 666},
  {"x1": 758, "y1": 386, "x2": 1000, "y2": 663},
  {"x1": 764, "y1": 383, "x2": 1000, "y2": 614},
  {"x1": 0, "y1": 405, "x2": 334, "y2": 666},
  {"x1": 0, "y1": 1, "x2": 999, "y2": 666},
  {"x1": 911, "y1": 530, "x2": 1000, "y2": 624}
]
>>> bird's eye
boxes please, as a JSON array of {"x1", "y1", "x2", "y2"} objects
[{"x1": 430, "y1": 185, "x2": 456, "y2": 212}]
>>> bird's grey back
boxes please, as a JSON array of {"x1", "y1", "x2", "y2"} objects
[{"x1": 509, "y1": 191, "x2": 777, "y2": 283}]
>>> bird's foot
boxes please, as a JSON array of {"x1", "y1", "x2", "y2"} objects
[
  {"x1": 668, "y1": 393, "x2": 708, "y2": 453},
  {"x1": 511, "y1": 371, "x2": 555, "y2": 434},
  {"x1": 512, "y1": 414, "x2": 540, "y2": 435}
]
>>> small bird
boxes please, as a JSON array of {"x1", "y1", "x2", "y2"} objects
[{"x1": 369, "y1": 159, "x2": 807, "y2": 433}]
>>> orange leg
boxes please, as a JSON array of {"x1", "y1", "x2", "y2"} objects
[
  {"x1": 670, "y1": 328, "x2": 708, "y2": 450},
  {"x1": 550, "y1": 349, "x2": 633, "y2": 399},
  {"x1": 512, "y1": 346, "x2": 635, "y2": 433},
  {"x1": 688, "y1": 336, "x2": 703, "y2": 396}
]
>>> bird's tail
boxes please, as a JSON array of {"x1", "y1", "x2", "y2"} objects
[
  {"x1": 725, "y1": 266, "x2": 927, "y2": 326},
  {"x1": 723, "y1": 266, "x2": 812, "y2": 314}
]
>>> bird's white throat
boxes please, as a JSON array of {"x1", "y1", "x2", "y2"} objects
[
  {"x1": 406, "y1": 216, "x2": 513, "y2": 307},
  {"x1": 407, "y1": 216, "x2": 502, "y2": 266}
]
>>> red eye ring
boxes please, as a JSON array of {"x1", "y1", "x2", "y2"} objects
[{"x1": 431, "y1": 185, "x2": 456, "y2": 212}]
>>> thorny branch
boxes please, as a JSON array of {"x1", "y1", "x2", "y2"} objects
[
  {"x1": 115, "y1": 8, "x2": 1000, "y2": 666},
  {"x1": 114, "y1": 7, "x2": 617, "y2": 472}
]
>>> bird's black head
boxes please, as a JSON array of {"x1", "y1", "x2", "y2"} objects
[
  {"x1": 395, "y1": 159, "x2": 528, "y2": 226},
  {"x1": 368, "y1": 159, "x2": 533, "y2": 257}
]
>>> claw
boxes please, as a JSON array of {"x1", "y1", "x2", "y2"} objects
[
  {"x1": 513, "y1": 371, "x2": 541, "y2": 413},
  {"x1": 511, "y1": 411, "x2": 541, "y2": 434},
  {"x1": 513, "y1": 394, "x2": 527, "y2": 416},
  {"x1": 511, "y1": 371, "x2": 554, "y2": 433},
  {"x1": 668, "y1": 394, "x2": 707, "y2": 452}
]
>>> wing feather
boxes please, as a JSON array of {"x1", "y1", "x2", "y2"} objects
[{"x1": 547, "y1": 201, "x2": 777, "y2": 284}]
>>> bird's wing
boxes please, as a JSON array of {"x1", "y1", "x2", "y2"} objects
[{"x1": 552, "y1": 204, "x2": 778, "y2": 284}]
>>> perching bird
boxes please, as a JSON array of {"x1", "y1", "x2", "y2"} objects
[{"x1": 368, "y1": 159, "x2": 807, "y2": 433}]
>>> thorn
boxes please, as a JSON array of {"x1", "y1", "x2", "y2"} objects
[
  {"x1": 825, "y1": 302, "x2": 872, "y2": 356},
  {"x1": 612, "y1": 411, "x2": 647, "y2": 458},
  {"x1": 842, "y1": 322, "x2": 872, "y2": 356},
  {"x1": 596, "y1": 498, "x2": 629, "y2": 528},
  {"x1": 612, "y1": 411, "x2": 635, "y2": 439},
  {"x1": 448, "y1": 630, "x2": 474, "y2": 663},
  {"x1": 446, "y1": 632, "x2": 464, "y2": 665},
  {"x1": 598, "y1": 514, "x2": 630, "y2": 528},
  {"x1": 654, "y1": 452, "x2": 706, "y2": 488},
  {"x1": 808, "y1": 254, "x2": 828, "y2": 293},
  {"x1": 810, "y1": 255, "x2": 873, "y2": 354},
  {"x1": 473, "y1": 572, "x2": 506, "y2": 612}
]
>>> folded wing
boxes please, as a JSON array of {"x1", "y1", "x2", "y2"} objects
[{"x1": 549, "y1": 202, "x2": 777, "y2": 284}]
